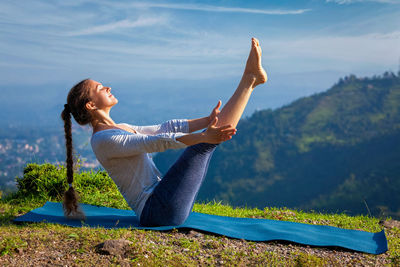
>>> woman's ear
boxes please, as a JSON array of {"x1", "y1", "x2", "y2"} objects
[{"x1": 85, "y1": 101, "x2": 97, "y2": 111}]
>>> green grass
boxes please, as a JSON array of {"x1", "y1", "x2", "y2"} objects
[{"x1": 0, "y1": 163, "x2": 399, "y2": 266}]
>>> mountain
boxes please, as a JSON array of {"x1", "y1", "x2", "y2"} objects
[{"x1": 154, "y1": 72, "x2": 400, "y2": 219}]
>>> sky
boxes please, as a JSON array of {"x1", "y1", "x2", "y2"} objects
[
  {"x1": 1, "y1": 0, "x2": 399, "y2": 85},
  {"x1": 0, "y1": 0, "x2": 399, "y2": 124}
]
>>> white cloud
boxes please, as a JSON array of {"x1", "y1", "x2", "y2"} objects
[
  {"x1": 116, "y1": 2, "x2": 311, "y2": 15},
  {"x1": 65, "y1": 16, "x2": 167, "y2": 36},
  {"x1": 263, "y1": 31, "x2": 400, "y2": 73},
  {"x1": 369, "y1": 31, "x2": 400, "y2": 39},
  {"x1": 326, "y1": 0, "x2": 399, "y2": 4}
]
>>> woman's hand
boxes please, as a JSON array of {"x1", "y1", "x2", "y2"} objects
[
  {"x1": 186, "y1": 100, "x2": 222, "y2": 133},
  {"x1": 204, "y1": 116, "x2": 237, "y2": 144},
  {"x1": 177, "y1": 100, "x2": 236, "y2": 146},
  {"x1": 208, "y1": 100, "x2": 222, "y2": 124},
  {"x1": 176, "y1": 116, "x2": 236, "y2": 146}
]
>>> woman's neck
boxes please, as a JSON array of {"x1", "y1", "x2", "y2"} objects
[
  {"x1": 89, "y1": 107, "x2": 117, "y2": 129},
  {"x1": 91, "y1": 116, "x2": 116, "y2": 129}
]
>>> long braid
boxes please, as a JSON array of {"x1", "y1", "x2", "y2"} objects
[
  {"x1": 63, "y1": 104, "x2": 74, "y2": 184},
  {"x1": 61, "y1": 104, "x2": 85, "y2": 220}
]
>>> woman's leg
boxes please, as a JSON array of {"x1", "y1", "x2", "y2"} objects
[
  {"x1": 215, "y1": 38, "x2": 267, "y2": 129},
  {"x1": 140, "y1": 142, "x2": 218, "y2": 226},
  {"x1": 140, "y1": 38, "x2": 267, "y2": 226}
]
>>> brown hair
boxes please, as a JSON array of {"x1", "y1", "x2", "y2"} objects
[{"x1": 60, "y1": 78, "x2": 93, "y2": 220}]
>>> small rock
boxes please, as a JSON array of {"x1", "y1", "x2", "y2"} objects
[
  {"x1": 15, "y1": 247, "x2": 23, "y2": 255},
  {"x1": 379, "y1": 219, "x2": 400, "y2": 229},
  {"x1": 96, "y1": 238, "x2": 133, "y2": 256},
  {"x1": 188, "y1": 230, "x2": 203, "y2": 238},
  {"x1": 286, "y1": 211, "x2": 296, "y2": 216}
]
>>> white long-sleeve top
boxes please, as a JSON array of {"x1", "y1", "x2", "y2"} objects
[{"x1": 90, "y1": 119, "x2": 189, "y2": 219}]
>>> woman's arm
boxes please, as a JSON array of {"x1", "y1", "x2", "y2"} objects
[
  {"x1": 187, "y1": 101, "x2": 222, "y2": 133},
  {"x1": 177, "y1": 116, "x2": 236, "y2": 146},
  {"x1": 92, "y1": 131, "x2": 188, "y2": 159},
  {"x1": 124, "y1": 119, "x2": 188, "y2": 135},
  {"x1": 187, "y1": 116, "x2": 211, "y2": 133},
  {"x1": 105, "y1": 121, "x2": 235, "y2": 156},
  {"x1": 93, "y1": 117, "x2": 236, "y2": 159}
]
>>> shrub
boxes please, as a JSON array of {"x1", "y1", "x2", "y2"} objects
[
  {"x1": 7, "y1": 163, "x2": 129, "y2": 209},
  {"x1": 15, "y1": 163, "x2": 66, "y2": 200}
]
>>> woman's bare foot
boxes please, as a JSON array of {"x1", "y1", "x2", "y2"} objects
[{"x1": 243, "y1": 38, "x2": 268, "y2": 88}]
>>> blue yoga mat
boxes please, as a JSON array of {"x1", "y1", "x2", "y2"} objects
[{"x1": 13, "y1": 201, "x2": 387, "y2": 255}]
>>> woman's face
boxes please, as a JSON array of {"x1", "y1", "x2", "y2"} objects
[{"x1": 87, "y1": 79, "x2": 118, "y2": 110}]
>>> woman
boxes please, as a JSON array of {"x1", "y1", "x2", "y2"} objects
[{"x1": 61, "y1": 38, "x2": 267, "y2": 226}]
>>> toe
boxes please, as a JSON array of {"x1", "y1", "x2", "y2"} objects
[{"x1": 253, "y1": 38, "x2": 259, "y2": 46}]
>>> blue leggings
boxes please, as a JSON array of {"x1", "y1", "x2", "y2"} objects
[{"x1": 139, "y1": 142, "x2": 218, "y2": 226}]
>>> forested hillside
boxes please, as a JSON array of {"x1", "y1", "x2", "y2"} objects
[{"x1": 154, "y1": 72, "x2": 400, "y2": 219}]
